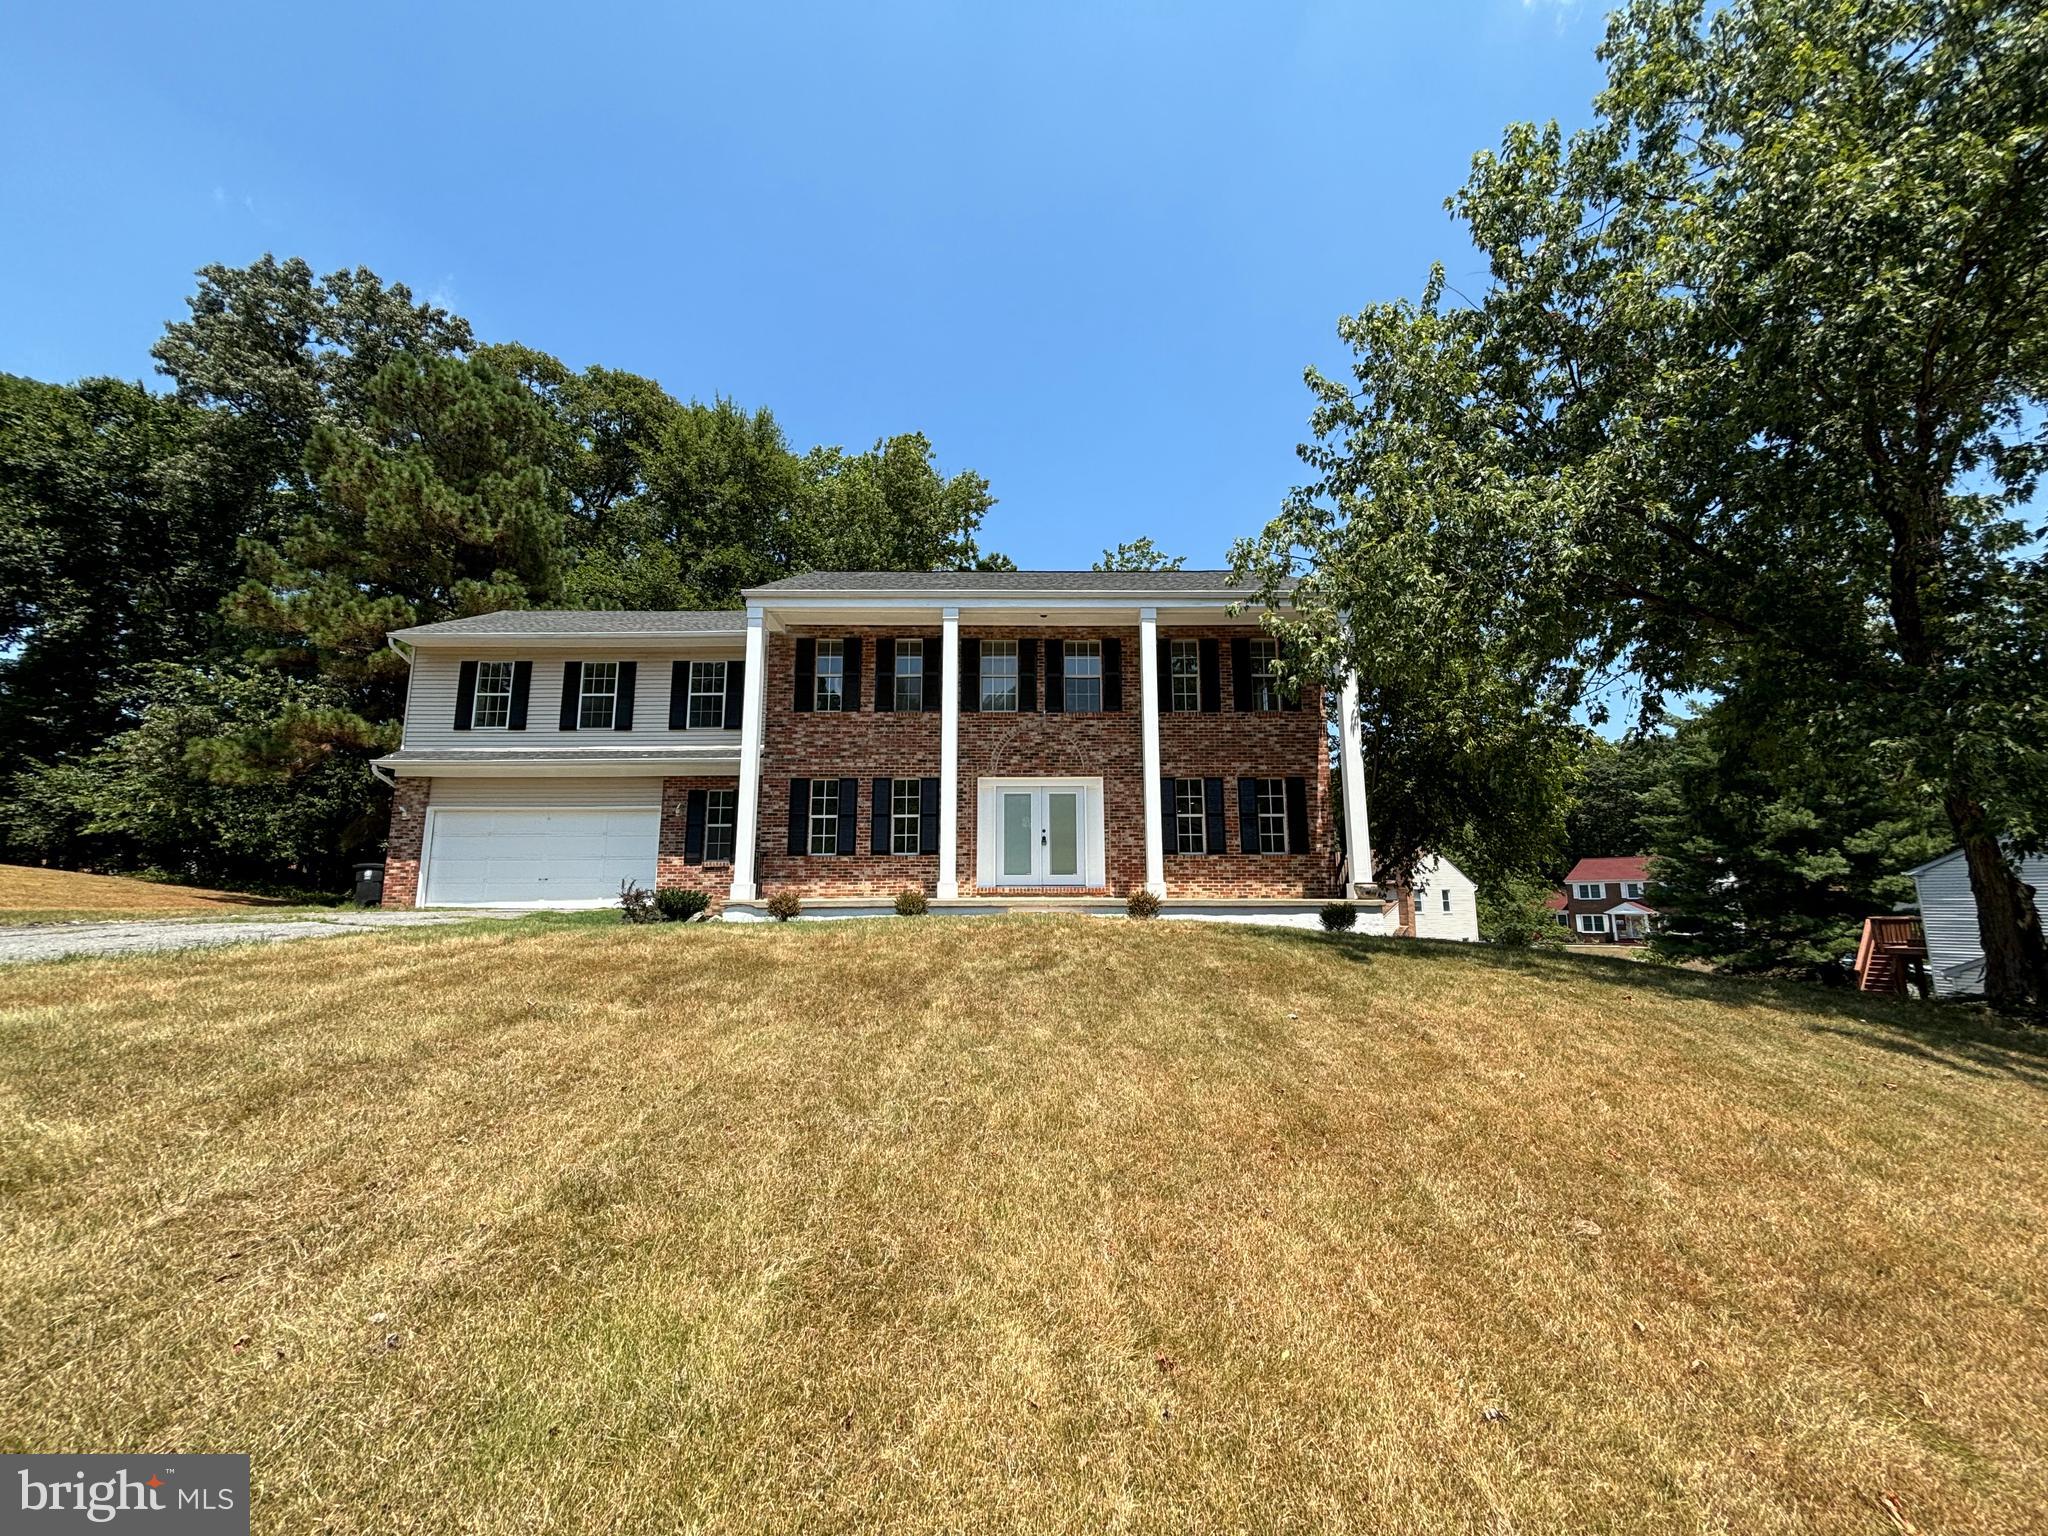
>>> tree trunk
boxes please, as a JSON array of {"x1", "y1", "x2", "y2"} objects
[{"x1": 1946, "y1": 793, "x2": 2048, "y2": 1013}]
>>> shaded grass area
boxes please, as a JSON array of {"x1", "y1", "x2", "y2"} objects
[
  {"x1": 0, "y1": 864, "x2": 331, "y2": 925},
  {"x1": 1, "y1": 919, "x2": 2043, "y2": 1533}
]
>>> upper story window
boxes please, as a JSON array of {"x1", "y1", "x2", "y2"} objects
[
  {"x1": 1255, "y1": 778, "x2": 1289, "y2": 853},
  {"x1": 578, "y1": 661, "x2": 620, "y2": 730},
  {"x1": 1174, "y1": 778, "x2": 1207, "y2": 855},
  {"x1": 1063, "y1": 640, "x2": 1102, "y2": 712},
  {"x1": 687, "y1": 660, "x2": 728, "y2": 729},
  {"x1": 894, "y1": 639, "x2": 924, "y2": 712},
  {"x1": 980, "y1": 640, "x2": 1019, "y2": 712},
  {"x1": 1248, "y1": 639, "x2": 1282, "y2": 712},
  {"x1": 470, "y1": 660, "x2": 514, "y2": 729},
  {"x1": 808, "y1": 778, "x2": 840, "y2": 855},
  {"x1": 891, "y1": 778, "x2": 922, "y2": 855},
  {"x1": 1621, "y1": 881, "x2": 1646, "y2": 899},
  {"x1": 704, "y1": 788, "x2": 736, "y2": 862},
  {"x1": 813, "y1": 640, "x2": 846, "y2": 712},
  {"x1": 1571, "y1": 881, "x2": 1605, "y2": 901},
  {"x1": 1168, "y1": 639, "x2": 1200, "y2": 712}
]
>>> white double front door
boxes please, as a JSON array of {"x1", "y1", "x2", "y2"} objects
[{"x1": 977, "y1": 777, "x2": 1103, "y2": 888}]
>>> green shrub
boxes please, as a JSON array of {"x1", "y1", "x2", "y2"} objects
[
  {"x1": 654, "y1": 888, "x2": 712, "y2": 923},
  {"x1": 619, "y1": 880, "x2": 658, "y2": 924},
  {"x1": 895, "y1": 887, "x2": 929, "y2": 916},
  {"x1": 1319, "y1": 901, "x2": 1357, "y2": 933},
  {"x1": 765, "y1": 890, "x2": 802, "y2": 922},
  {"x1": 1125, "y1": 888, "x2": 1161, "y2": 919}
]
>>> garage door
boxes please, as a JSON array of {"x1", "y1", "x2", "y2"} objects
[{"x1": 421, "y1": 807, "x2": 660, "y2": 907}]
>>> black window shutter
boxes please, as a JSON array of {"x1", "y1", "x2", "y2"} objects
[
  {"x1": 787, "y1": 779, "x2": 809, "y2": 856},
  {"x1": 1199, "y1": 640, "x2": 1221, "y2": 713},
  {"x1": 959, "y1": 638, "x2": 981, "y2": 712},
  {"x1": 793, "y1": 638, "x2": 815, "y2": 712},
  {"x1": 1238, "y1": 777, "x2": 1259, "y2": 855},
  {"x1": 842, "y1": 638, "x2": 862, "y2": 713},
  {"x1": 1103, "y1": 637, "x2": 1123, "y2": 711},
  {"x1": 508, "y1": 660, "x2": 532, "y2": 730},
  {"x1": 837, "y1": 777, "x2": 859, "y2": 854},
  {"x1": 924, "y1": 637, "x2": 943, "y2": 712},
  {"x1": 872, "y1": 777, "x2": 891, "y2": 855},
  {"x1": 684, "y1": 789, "x2": 708, "y2": 864},
  {"x1": 1230, "y1": 639, "x2": 1252, "y2": 711},
  {"x1": 875, "y1": 638, "x2": 896, "y2": 712},
  {"x1": 1284, "y1": 776, "x2": 1310, "y2": 855},
  {"x1": 614, "y1": 661, "x2": 637, "y2": 730},
  {"x1": 1160, "y1": 776, "x2": 1176, "y2": 848},
  {"x1": 668, "y1": 661, "x2": 689, "y2": 730},
  {"x1": 1155, "y1": 637, "x2": 1171, "y2": 711},
  {"x1": 559, "y1": 661, "x2": 583, "y2": 731},
  {"x1": 1043, "y1": 638, "x2": 1064, "y2": 713},
  {"x1": 919, "y1": 777, "x2": 939, "y2": 854},
  {"x1": 1017, "y1": 638, "x2": 1038, "y2": 712},
  {"x1": 453, "y1": 660, "x2": 478, "y2": 731},
  {"x1": 1203, "y1": 777, "x2": 1226, "y2": 856},
  {"x1": 723, "y1": 658, "x2": 745, "y2": 729}
]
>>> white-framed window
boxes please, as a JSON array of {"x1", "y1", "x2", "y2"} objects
[
  {"x1": 687, "y1": 660, "x2": 728, "y2": 729},
  {"x1": 1576, "y1": 913, "x2": 1610, "y2": 934},
  {"x1": 1249, "y1": 638, "x2": 1281, "y2": 711},
  {"x1": 1255, "y1": 777, "x2": 1289, "y2": 853},
  {"x1": 980, "y1": 640, "x2": 1019, "y2": 712},
  {"x1": 808, "y1": 778, "x2": 840, "y2": 855},
  {"x1": 813, "y1": 640, "x2": 845, "y2": 712},
  {"x1": 1441, "y1": 888, "x2": 1452, "y2": 913},
  {"x1": 578, "y1": 661, "x2": 620, "y2": 729},
  {"x1": 704, "y1": 788, "x2": 736, "y2": 863},
  {"x1": 891, "y1": 778, "x2": 922, "y2": 855},
  {"x1": 1622, "y1": 881, "x2": 1646, "y2": 899},
  {"x1": 894, "y1": 639, "x2": 924, "y2": 712},
  {"x1": 1063, "y1": 640, "x2": 1102, "y2": 711},
  {"x1": 1169, "y1": 639, "x2": 1200, "y2": 712},
  {"x1": 1571, "y1": 882, "x2": 1606, "y2": 900},
  {"x1": 470, "y1": 660, "x2": 514, "y2": 729},
  {"x1": 1174, "y1": 778, "x2": 1206, "y2": 855}
]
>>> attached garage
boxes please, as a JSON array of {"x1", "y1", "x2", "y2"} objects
[{"x1": 420, "y1": 805, "x2": 659, "y2": 908}]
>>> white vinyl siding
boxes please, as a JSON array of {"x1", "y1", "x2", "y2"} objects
[
  {"x1": 1912, "y1": 848, "x2": 2048, "y2": 998},
  {"x1": 1411, "y1": 855, "x2": 1481, "y2": 943},
  {"x1": 401, "y1": 650, "x2": 743, "y2": 752}
]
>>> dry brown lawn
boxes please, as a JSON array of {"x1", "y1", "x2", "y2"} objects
[
  {"x1": 0, "y1": 863, "x2": 304, "y2": 925},
  {"x1": 1, "y1": 916, "x2": 2043, "y2": 1533}
]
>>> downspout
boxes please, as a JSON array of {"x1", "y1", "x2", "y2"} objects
[{"x1": 370, "y1": 633, "x2": 414, "y2": 790}]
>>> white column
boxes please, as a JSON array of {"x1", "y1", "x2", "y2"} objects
[
  {"x1": 937, "y1": 606, "x2": 961, "y2": 899},
  {"x1": 1139, "y1": 606, "x2": 1165, "y2": 897},
  {"x1": 729, "y1": 605, "x2": 768, "y2": 902},
  {"x1": 1338, "y1": 669, "x2": 1374, "y2": 896}
]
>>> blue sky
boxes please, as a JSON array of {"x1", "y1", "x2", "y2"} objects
[{"x1": 1, "y1": 0, "x2": 1607, "y2": 570}]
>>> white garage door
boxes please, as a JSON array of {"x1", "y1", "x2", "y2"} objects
[{"x1": 421, "y1": 807, "x2": 659, "y2": 907}]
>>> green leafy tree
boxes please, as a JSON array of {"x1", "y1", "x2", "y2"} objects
[
  {"x1": 1239, "y1": 0, "x2": 2048, "y2": 1007},
  {"x1": 1094, "y1": 538, "x2": 1187, "y2": 572},
  {"x1": 1566, "y1": 730, "x2": 1676, "y2": 866},
  {"x1": 230, "y1": 351, "x2": 567, "y2": 750},
  {"x1": 794, "y1": 433, "x2": 1000, "y2": 576},
  {"x1": 1643, "y1": 706, "x2": 1949, "y2": 975}
]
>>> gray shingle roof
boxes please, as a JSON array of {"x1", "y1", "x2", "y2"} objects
[
  {"x1": 388, "y1": 609, "x2": 744, "y2": 639},
  {"x1": 744, "y1": 570, "x2": 1285, "y2": 596}
]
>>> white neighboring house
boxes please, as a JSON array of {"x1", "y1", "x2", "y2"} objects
[
  {"x1": 1389, "y1": 854, "x2": 1481, "y2": 943},
  {"x1": 1908, "y1": 847, "x2": 2048, "y2": 998}
]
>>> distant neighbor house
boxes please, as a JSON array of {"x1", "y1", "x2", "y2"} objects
[
  {"x1": 1560, "y1": 856, "x2": 1658, "y2": 944},
  {"x1": 1384, "y1": 854, "x2": 1481, "y2": 943},
  {"x1": 1908, "y1": 847, "x2": 2048, "y2": 998}
]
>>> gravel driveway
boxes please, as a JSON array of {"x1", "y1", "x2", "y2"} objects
[{"x1": 0, "y1": 909, "x2": 531, "y2": 965}]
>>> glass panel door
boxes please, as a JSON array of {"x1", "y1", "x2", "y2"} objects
[
  {"x1": 1001, "y1": 792, "x2": 1035, "y2": 879},
  {"x1": 1046, "y1": 791, "x2": 1080, "y2": 879}
]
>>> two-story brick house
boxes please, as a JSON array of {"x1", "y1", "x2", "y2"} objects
[
  {"x1": 372, "y1": 571, "x2": 1378, "y2": 918},
  {"x1": 1558, "y1": 855, "x2": 1658, "y2": 943}
]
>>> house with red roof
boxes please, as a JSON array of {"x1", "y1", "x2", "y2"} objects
[{"x1": 1559, "y1": 855, "x2": 1658, "y2": 944}]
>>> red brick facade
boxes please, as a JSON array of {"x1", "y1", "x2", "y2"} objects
[
  {"x1": 757, "y1": 625, "x2": 1336, "y2": 900},
  {"x1": 379, "y1": 776, "x2": 431, "y2": 907},
  {"x1": 658, "y1": 775, "x2": 741, "y2": 913}
]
